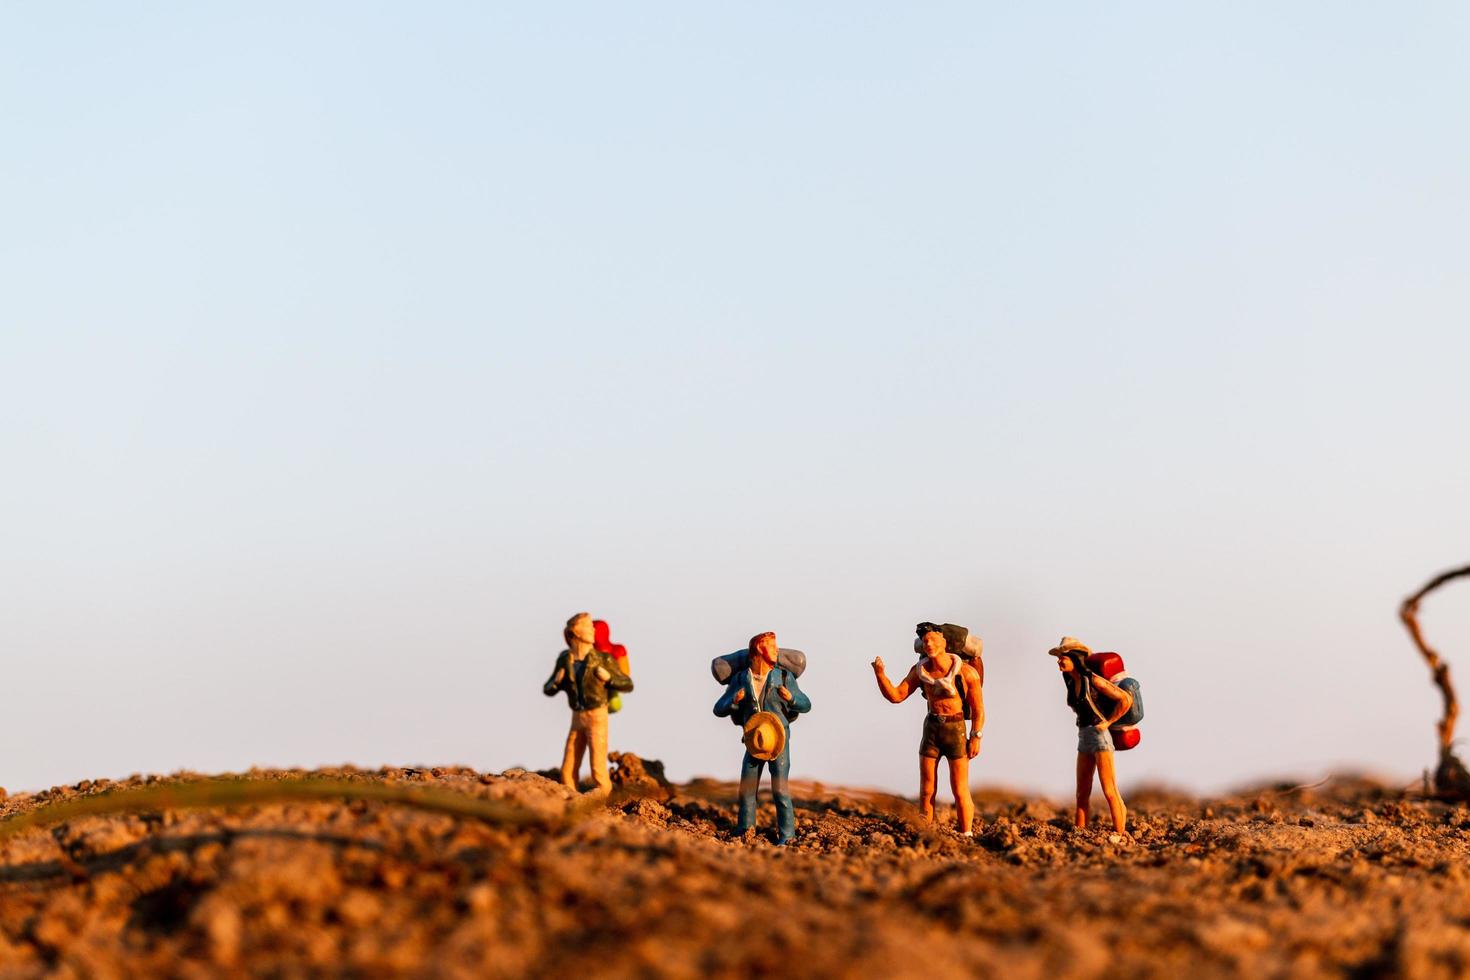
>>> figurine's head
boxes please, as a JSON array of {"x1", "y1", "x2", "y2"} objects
[
  {"x1": 1048, "y1": 636, "x2": 1091, "y2": 674},
  {"x1": 1053, "y1": 652, "x2": 1077, "y2": 673},
  {"x1": 916, "y1": 623, "x2": 946, "y2": 659},
  {"x1": 749, "y1": 631, "x2": 778, "y2": 667},
  {"x1": 564, "y1": 612, "x2": 595, "y2": 647}
]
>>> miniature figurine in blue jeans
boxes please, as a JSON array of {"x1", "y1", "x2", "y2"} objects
[{"x1": 713, "y1": 631, "x2": 811, "y2": 843}]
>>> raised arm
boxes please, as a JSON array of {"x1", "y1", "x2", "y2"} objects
[
  {"x1": 871, "y1": 657, "x2": 916, "y2": 703},
  {"x1": 1090, "y1": 675, "x2": 1134, "y2": 728}
]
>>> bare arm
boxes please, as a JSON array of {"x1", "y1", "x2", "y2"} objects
[
  {"x1": 963, "y1": 665, "x2": 984, "y2": 736},
  {"x1": 871, "y1": 658, "x2": 916, "y2": 703},
  {"x1": 1090, "y1": 675, "x2": 1134, "y2": 728}
]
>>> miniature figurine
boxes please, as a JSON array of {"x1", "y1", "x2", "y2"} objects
[
  {"x1": 713, "y1": 631, "x2": 811, "y2": 844},
  {"x1": 872, "y1": 622, "x2": 985, "y2": 836},
  {"x1": 1048, "y1": 636, "x2": 1132, "y2": 833},
  {"x1": 543, "y1": 612, "x2": 634, "y2": 795}
]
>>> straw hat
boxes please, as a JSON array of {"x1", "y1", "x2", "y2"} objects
[
  {"x1": 1047, "y1": 636, "x2": 1092, "y2": 657},
  {"x1": 742, "y1": 711, "x2": 787, "y2": 762}
]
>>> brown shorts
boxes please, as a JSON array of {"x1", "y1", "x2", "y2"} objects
[{"x1": 920, "y1": 714, "x2": 968, "y2": 760}]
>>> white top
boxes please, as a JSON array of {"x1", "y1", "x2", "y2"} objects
[
  {"x1": 916, "y1": 655, "x2": 961, "y2": 699},
  {"x1": 748, "y1": 667, "x2": 771, "y2": 707}
]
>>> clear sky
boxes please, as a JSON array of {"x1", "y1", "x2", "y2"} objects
[{"x1": 3, "y1": 3, "x2": 1468, "y2": 797}]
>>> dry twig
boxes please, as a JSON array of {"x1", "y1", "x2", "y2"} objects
[
  {"x1": 1400, "y1": 564, "x2": 1470, "y2": 797},
  {"x1": 0, "y1": 777, "x2": 586, "y2": 845}
]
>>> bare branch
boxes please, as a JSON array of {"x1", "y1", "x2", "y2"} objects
[
  {"x1": 1400, "y1": 564, "x2": 1470, "y2": 750},
  {"x1": 0, "y1": 777, "x2": 594, "y2": 845},
  {"x1": 1401, "y1": 564, "x2": 1470, "y2": 797}
]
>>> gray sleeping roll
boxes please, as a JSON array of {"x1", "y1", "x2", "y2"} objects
[
  {"x1": 711, "y1": 648, "x2": 807, "y2": 683},
  {"x1": 777, "y1": 648, "x2": 807, "y2": 677}
]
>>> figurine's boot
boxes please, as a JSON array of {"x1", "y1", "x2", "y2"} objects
[
  {"x1": 736, "y1": 753, "x2": 763, "y2": 834},
  {"x1": 770, "y1": 751, "x2": 796, "y2": 844}
]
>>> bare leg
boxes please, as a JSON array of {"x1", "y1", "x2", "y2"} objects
[
  {"x1": 948, "y1": 755, "x2": 974, "y2": 834},
  {"x1": 1074, "y1": 753, "x2": 1096, "y2": 828},
  {"x1": 587, "y1": 708, "x2": 611, "y2": 796},
  {"x1": 1095, "y1": 751, "x2": 1128, "y2": 833},
  {"x1": 918, "y1": 755, "x2": 939, "y2": 823}
]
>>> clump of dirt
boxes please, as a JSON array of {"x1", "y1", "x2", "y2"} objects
[
  {"x1": 0, "y1": 760, "x2": 1467, "y2": 977},
  {"x1": 609, "y1": 751, "x2": 674, "y2": 801}
]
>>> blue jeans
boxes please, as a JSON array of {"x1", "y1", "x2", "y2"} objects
[{"x1": 737, "y1": 748, "x2": 794, "y2": 842}]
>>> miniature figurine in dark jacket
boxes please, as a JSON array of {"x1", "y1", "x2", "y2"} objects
[
  {"x1": 544, "y1": 612, "x2": 633, "y2": 795},
  {"x1": 713, "y1": 631, "x2": 812, "y2": 843}
]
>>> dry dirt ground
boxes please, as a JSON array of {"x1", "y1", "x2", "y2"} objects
[{"x1": 0, "y1": 758, "x2": 1466, "y2": 978}]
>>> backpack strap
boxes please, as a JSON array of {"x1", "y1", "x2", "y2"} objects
[{"x1": 1080, "y1": 670, "x2": 1106, "y2": 724}]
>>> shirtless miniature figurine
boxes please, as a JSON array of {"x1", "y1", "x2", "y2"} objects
[
  {"x1": 1048, "y1": 636, "x2": 1132, "y2": 833},
  {"x1": 543, "y1": 612, "x2": 634, "y2": 795},
  {"x1": 871, "y1": 622, "x2": 985, "y2": 836}
]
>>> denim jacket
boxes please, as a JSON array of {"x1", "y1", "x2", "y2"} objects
[{"x1": 713, "y1": 666, "x2": 811, "y2": 729}]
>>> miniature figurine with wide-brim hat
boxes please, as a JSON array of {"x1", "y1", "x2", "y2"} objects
[
  {"x1": 713, "y1": 630, "x2": 811, "y2": 843},
  {"x1": 1049, "y1": 634, "x2": 1133, "y2": 832}
]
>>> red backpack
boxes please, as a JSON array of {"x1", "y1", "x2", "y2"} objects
[
  {"x1": 1085, "y1": 652, "x2": 1145, "y2": 751},
  {"x1": 592, "y1": 620, "x2": 630, "y2": 714}
]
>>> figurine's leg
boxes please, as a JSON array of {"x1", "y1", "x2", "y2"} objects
[
  {"x1": 1074, "y1": 752, "x2": 1096, "y2": 828},
  {"x1": 769, "y1": 750, "x2": 795, "y2": 843},
  {"x1": 735, "y1": 753, "x2": 762, "y2": 834},
  {"x1": 573, "y1": 725, "x2": 590, "y2": 784},
  {"x1": 918, "y1": 755, "x2": 939, "y2": 823},
  {"x1": 587, "y1": 707, "x2": 611, "y2": 796},
  {"x1": 949, "y1": 755, "x2": 974, "y2": 834},
  {"x1": 1094, "y1": 750, "x2": 1128, "y2": 833},
  {"x1": 559, "y1": 721, "x2": 583, "y2": 790}
]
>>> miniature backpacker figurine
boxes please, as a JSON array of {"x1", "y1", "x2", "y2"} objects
[
  {"x1": 712, "y1": 632, "x2": 811, "y2": 844},
  {"x1": 874, "y1": 623, "x2": 986, "y2": 836},
  {"x1": 543, "y1": 612, "x2": 634, "y2": 795},
  {"x1": 1047, "y1": 636, "x2": 1133, "y2": 832},
  {"x1": 1082, "y1": 651, "x2": 1145, "y2": 750}
]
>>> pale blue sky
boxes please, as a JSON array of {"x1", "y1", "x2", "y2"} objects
[{"x1": 3, "y1": 3, "x2": 1468, "y2": 796}]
